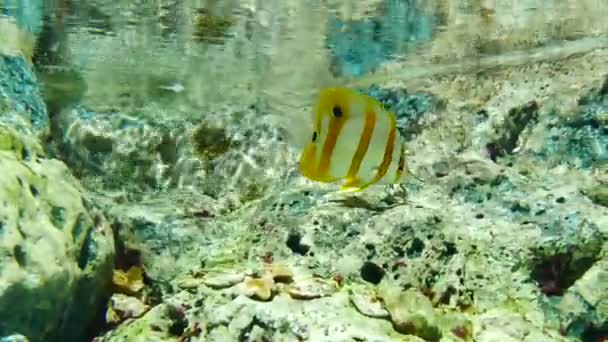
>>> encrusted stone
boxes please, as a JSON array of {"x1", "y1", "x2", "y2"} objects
[{"x1": 203, "y1": 272, "x2": 245, "y2": 289}]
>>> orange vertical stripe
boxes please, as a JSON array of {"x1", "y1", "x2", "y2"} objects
[
  {"x1": 360, "y1": 112, "x2": 397, "y2": 189},
  {"x1": 346, "y1": 108, "x2": 376, "y2": 180},
  {"x1": 317, "y1": 118, "x2": 345, "y2": 179}
]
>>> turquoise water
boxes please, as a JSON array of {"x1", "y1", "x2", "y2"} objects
[{"x1": 0, "y1": 1, "x2": 607, "y2": 342}]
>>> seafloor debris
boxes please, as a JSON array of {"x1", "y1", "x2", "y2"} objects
[
  {"x1": 105, "y1": 294, "x2": 150, "y2": 324},
  {"x1": 239, "y1": 275, "x2": 275, "y2": 301},
  {"x1": 191, "y1": 121, "x2": 236, "y2": 160},
  {"x1": 203, "y1": 272, "x2": 246, "y2": 289},
  {"x1": 112, "y1": 266, "x2": 145, "y2": 295},
  {"x1": 379, "y1": 284, "x2": 442, "y2": 342},
  {"x1": 288, "y1": 277, "x2": 336, "y2": 300},
  {"x1": 349, "y1": 288, "x2": 390, "y2": 319}
]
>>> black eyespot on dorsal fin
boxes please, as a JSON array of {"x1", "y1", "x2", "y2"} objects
[
  {"x1": 312, "y1": 131, "x2": 317, "y2": 142},
  {"x1": 332, "y1": 105, "x2": 342, "y2": 118}
]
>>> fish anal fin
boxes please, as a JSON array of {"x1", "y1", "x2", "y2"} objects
[{"x1": 339, "y1": 177, "x2": 363, "y2": 192}]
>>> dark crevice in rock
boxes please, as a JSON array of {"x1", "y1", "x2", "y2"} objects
[
  {"x1": 29, "y1": 184, "x2": 39, "y2": 197},
  {"x1": 77, "y1": 225, "x2": 94, "y2": 270},
  {"x1": 166, "y1": 305, "x2": 188, "y2": 336},
  {"x1": 530, "y1": 251, "x2": 598, "y2": 296},
  {"x1": 50, "y1": 206, "x2": 67, "y2": 229},
  {"x1": 13, "y1": 245, "x2": 27, "y2": 267},
  {"x1": 580, "y1": 323, "x2": 608, "y2": 342},
  {"x1": 406, "y1": 237, "x2": 425, "y2": 258},
  {"x1": 577, "y1": 75, "x2": 608, "y2": 105},
  {"x1": 360, "y1": 261, "x2": 385, "y2": 285},
  {"x1": 486, "y1": 101, "x2": 539, "y2": 161},
  {"x1": 238, "y1": 315, "x2": 270, "y2": 342},
  {"x1": 111, "y1": 221, "x2": 143, "y2": 271},
  {"x1": 286, "y1": 231, "x2": 310, "y2": 256}
]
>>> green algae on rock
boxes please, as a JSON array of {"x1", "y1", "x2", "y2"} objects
[
  {"x1": 582, "y1": 184, "x2": 608, "y2": 207},
  {"x1": 378, "y1": 283, "x2": 442, "y2": 341},
  {"x1": 191, "y1": 121, "x2": 236, "y2": 160}
]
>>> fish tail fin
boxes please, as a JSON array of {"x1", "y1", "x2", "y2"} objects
[{"x1": 405, "y1": 167, "x2": 425, "y2": 183}]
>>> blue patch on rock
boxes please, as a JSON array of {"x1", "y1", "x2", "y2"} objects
[
  {"x1": 0, "y1": 56, "x2": 49, "y2": 130},
  {"x1": 361, "y1": 84, "x2": 441, "y2": 140},
  {"x1": 535, "y1": 79, "x2": 608, "y2": 168},
  {"x1": 326, "y1": 0, "x2": 435, "y2": 77}
]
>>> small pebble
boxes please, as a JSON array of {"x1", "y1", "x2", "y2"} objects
[
  {"x1": 106, "y1": 294, "x2": 149, "y2": 324},
  {"x1": 288, "y1": 278, "x2": 335, "y2": 300},
  {"x1": 262, "y1": 263, "x2": 293, "y2": 284},
  {"x1": 176, "y1": 276, "x2": 202, "y2": 290},
  {"x1": 240, "y1": 275, "x2": 275, "y2": 301},
  {"x1": 203, "y1": 272, "x2": 245, "y2": 289},
  {"x1": 350, "y1": 291, "x2": 390, "y2": 319}
]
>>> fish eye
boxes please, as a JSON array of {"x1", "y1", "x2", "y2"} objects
[
  {"x1": 332, "y1": 105, "x2": 342, "y2": 118},
  {"x1": 312, "y1": 131, "x2": 317, "y2": 142}
]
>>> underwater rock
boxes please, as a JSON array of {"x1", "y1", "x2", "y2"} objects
[
  {"x1": 530, "y1": 76, "x2": 608, "y2": 168},
  {"x1": 97, "y1": 301, "x2": 190, "y2": 341},
  {"x1": 350, "y1": 288, "x2": 390, "y2": 319},
  {"x1": 528, "y1": 207, "x2": 603, "y2": 296},
  {"x1": 99, "y1": 190, "x2": 236, "y2": 284},
  {"x1": 105, "y1": 293, "x2": 150, "y2": 324},
  {"x1": 203, "y1": 272, "x2": 246, "y2": 289},
  {"x1": 0, "y1": 126, "x2": 115, "y2": 341},
  {"x1": 52, "y1": 107, "x2": 182, "y2": 191},
  {"x1": 262, "y1": 263, "x2": 294, "y2": 284},
  {"x1": 486, "y1": 100, "x2": 539, "y2": 161},
  {"x1": 102, "y1": 288, "x2": 409, "y2": 341},
  {"x1": 51, "y1": 104, "x2": 296, "y2": 284},
  {"x1": 239, "y1": 275, "x2": 275, "y2": 301},
  {"x1": 175, "y1": 275, "x2": 203, "y2": 290},
  {"x1": 0, "y1": 17, "x2": 36, "y2": 61},
  {"x1": 379, "y1": 284, "x2": 442, "y2": 341},
  {"x1": 54, "y1": 106, "x2": 292, "y2": 204},
  {"x1": 473, "y1": 308, "x2": 567, "y2": 342},
  {"x1": 111, "y1": 266, "x2": 145, "y2": 295},
  {"x1": 288, "y1": 277, "x2": 336, "y2": 300},
  {"x1": 556, "y1": 256, "x2": 608, "y2": 339},
  {"x1": 191, "y1": 121, "x2": 236, "y2": 160},
  {"x1": 363, "y1": 84, "x2": 443, "y2": 140},
  {"x1": 0, "y1": 56, "x2": 48, "y2": 132},
  {"x1": 582, "y1": 185, "x2": 608, "y2": 207}
]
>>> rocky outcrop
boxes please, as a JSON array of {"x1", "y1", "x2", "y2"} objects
[
  {"x1": 0, "y1": 56, "x2": 48, "y2": 133},
  {"x1": 0, "y1": 125, "x2": 115, "y2": 341},
  {"x1": 1, "y1": 20, "x2": 114, "y2": 339}
]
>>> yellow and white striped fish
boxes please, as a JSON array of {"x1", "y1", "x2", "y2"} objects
[{"x1": 298, "y1": 87, "x2": 409, "y2": 192}]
